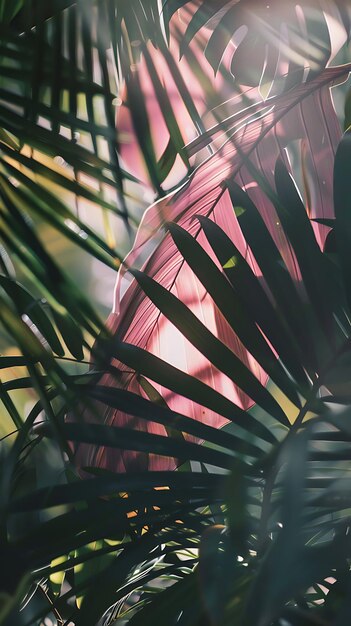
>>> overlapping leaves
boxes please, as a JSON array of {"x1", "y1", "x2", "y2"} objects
[
  {"x1": 163, "y1": 0, "x2": 351, "y2": 95},
  {"x1": 2, "y1": 2, "x2": 351, "y2": 626},
  {"x1": 3, "y1": 134, "x2": 351, "y2": 625},
  {"x1": 75, "y1": 135, "x2": 351, "y2": 626}
]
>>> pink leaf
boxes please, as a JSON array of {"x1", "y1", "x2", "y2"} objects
[{"x1": 74, "y1": 63, "x2": 350, "y2": 474}]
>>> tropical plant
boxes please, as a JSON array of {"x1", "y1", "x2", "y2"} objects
[{"x1": 1, "y1": 1, "x2": 351, "y2": 626}]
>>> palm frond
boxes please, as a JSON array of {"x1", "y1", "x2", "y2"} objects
[
  {"x1": 164, "y1": 1, "x2": 351, "y2": 92},
  {"x1": 2, "y1": 4, "x2": 351, "y2": 626}
]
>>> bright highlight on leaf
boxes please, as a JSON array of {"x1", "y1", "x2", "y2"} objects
[
  {"x1": 234, "y1": 206, "x2": 246, "y2": 217},
  {"x1": 223, "y1": 256, "x2": 238, "y2": 269}
]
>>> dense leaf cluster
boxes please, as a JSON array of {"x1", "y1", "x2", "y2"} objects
[{"x1": 1, "y1": 2, "x2": 351, "y2": 626}]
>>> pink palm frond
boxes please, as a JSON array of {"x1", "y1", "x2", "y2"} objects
[{"x1": 74, "y1": 45, "x2": 351, "y2": 474}]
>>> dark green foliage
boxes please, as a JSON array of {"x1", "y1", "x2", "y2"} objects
[{"x1": 1, "y1": 3, "x2": 351, "y2": 626}]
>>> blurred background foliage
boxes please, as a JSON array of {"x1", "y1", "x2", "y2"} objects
[{"x1": 2, "y1": 1, "x2": 351, "y2": 625}]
